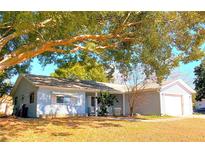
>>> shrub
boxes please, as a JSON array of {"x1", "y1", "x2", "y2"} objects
[{"x1": 97, "y1": 92, "x2": 118, "y2": 116}]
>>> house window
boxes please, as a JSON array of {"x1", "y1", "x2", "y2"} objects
[
  {"x1": 30, "y1": 92, "x2": 34, "y2": 103},
  {"x1": 56, "y1": 95, "x2": 76, "y2": 104},
  {"x1": 56, "y1": 95, "x2": 64, "y2": 104},
  {"x1": 14, "y1": 97, "x2": 18, "y2": 105}
]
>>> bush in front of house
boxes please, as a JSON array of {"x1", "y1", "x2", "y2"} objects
[{"x1": 97, "y1": 92, "x2": 118, "y2": 116}]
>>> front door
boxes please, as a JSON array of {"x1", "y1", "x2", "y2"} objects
[{"x1": 87, "y1": 96, "x2": 96, "y2": 115}]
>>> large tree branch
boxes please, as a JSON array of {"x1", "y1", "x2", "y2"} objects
[
  {"x1": 47, "y1": 34, "x2": 117, "y2": 46},
  {"x1": 0, "y1": 16, "x2": 137, "y2": 71},
  {"x1": 69, "y1": 42, "x2": 119, "y2": 53},
  {"x1": 0, "y1": 18, "x2": 52, "y2": 52},
  {"x1": 0, "y1": 26, "x2": 13, "y2": 39},
  {"x1": 112, "y1": 12, "x2": 142, "y2": 35},
  {"x1": 0, "y1": 34, "x2": 122, "y2": 71}
]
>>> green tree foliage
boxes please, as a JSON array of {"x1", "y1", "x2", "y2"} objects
[
  {"x1": 97, "y1": 92, "x2": 118, "y2": 116},
  {"x1": 0, "y1": 61, "x2": 31, "y2": 96},
  {"x1": 0, "y1": 72, "x2": 12, "y2": 96},
  {"x1": 51, "y1": 54, "x2": 110, "y2": 82},
  {"x1": 0, "y1": 11, "x2": 205, "y2": 91},
  {"x1": 194, "y1": 60, "x2": 205, "y2": 101}
]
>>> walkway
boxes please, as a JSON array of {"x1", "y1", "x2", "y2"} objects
[
  {"x1": 102, "y1": 116, "x2": 187, "y2": 122},
  {"x1": 103, "y1": 115, "x2": 205, "y2": 122}
]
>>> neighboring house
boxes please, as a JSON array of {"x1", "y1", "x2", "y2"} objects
[
  {"x1": 195, "y1": 99, "x2": 205, "y2": 110},
  {"x1": 11, "y1": 74, "x2": 195, "y2": 118},
  {"x1": 0, "y1": 95, "x2": 13, "y2": 115}
]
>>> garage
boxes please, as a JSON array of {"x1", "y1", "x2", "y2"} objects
[
  {"x1": 125, "y1": 79, "x2": 195, "y2": 116},
  {"x1": 163, "y1": 94, "x2": 183, "y2": 116},
  {"x1": 160, "y1": 79, "x2": 195, "y2": 116}
]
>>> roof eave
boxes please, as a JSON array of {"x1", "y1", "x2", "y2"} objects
[
  {"x1": 36, "y1": 85, "x2": 125, "y2": 94},
  {"x1": 124, "y1": 88, "x2": 160, "y2": 94},
  {"x1": 160, "y1": 79, "x2": 196, "y2": 94},
  {"x1": 10, "y1": 74, "x2": 37, "y2": 96},
  {"x1": 10, "y1": 75, "x2": 23, "y2": 96}
]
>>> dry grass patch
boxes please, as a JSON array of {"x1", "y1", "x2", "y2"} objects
[{"x1": 0, "y1": 116, "x2": 205, "y2": 142}]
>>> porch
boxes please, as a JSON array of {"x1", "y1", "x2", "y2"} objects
[{"x1": 86, "y1": 92, "x2": 126, "y2": 116}]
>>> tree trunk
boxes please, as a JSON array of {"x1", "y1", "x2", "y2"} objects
[
  {"x1": 4, "y1": 104, "x2": 8, "y2": 115},
  {"x1": 130, "y1": 106, "x2": 134, "y2": 117}
]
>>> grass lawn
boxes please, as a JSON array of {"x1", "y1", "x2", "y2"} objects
[{"x1": 1, "y1": 116, "x2": 205, "y2": 142}]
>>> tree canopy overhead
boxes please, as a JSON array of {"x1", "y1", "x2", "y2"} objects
[{"x1": 0, "y1": 11, "x2": 205, "y2": 84}]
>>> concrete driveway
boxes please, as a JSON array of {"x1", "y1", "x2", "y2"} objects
[
  {"x1": 102, "y1": 116, "x2": 187, "y2": 122},
  {"x1": 192, "y1": 114, "x2": 205, "y2": 119},
  {"x1": 104, "y1": 115, "x2": 205, "y2": 122}
]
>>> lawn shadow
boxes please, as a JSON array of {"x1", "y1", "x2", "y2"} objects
[
  {"x1": 0, "y1": 116, "x2": 51, "y2": 141},
  {"x1": 94, "y1": 122, "x2": 122, "y2": 128},
  {"x1": 0, "y1": 116, "x2": 124, "y2": 141},
  {"x1": 0, "y1": 136, "x2": 8, "y2": 142},
  {"x1": 52, "y1": 117, "x2": 123, "y2": 129},
  {"x1": 29, "y1": 116, "x2": 124, "y2": 129},
  {"x1": 51, "y1": 132, "x2": 72, "y2": 137}
]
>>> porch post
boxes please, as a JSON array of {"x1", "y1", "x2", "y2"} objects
[
  {"x1": 122, "y1": 93, "x2": 126, "y2": 116},
  {"x1": 95, "y1": 92, "x2": 98, "y2": 116}
]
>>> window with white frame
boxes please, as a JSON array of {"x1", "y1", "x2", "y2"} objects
[{"x1": 56, "y1": 95, "x2": 75, "y2": 104}]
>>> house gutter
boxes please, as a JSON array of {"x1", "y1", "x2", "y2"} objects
[{"x1": 36, "y1": 85, "x2": 125, "y2": 94}]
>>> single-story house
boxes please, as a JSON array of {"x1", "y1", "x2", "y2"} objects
[
  {"x1": 0, "y1": 95, "x2": 13, "y2": 115},
  {"x1": 11, "y1": 74, "x2": 195, "y2": 118}
]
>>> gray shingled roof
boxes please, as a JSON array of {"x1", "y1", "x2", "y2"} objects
[
  {"x1": 24, "y1": 74, "x2": 127, "y2": 93},
  {"x1": 22, "y1": 74, "x2": 195, "y2": 94},
  {"x1": 11, "y1": 74, "x2": 194, "y2": 96}
]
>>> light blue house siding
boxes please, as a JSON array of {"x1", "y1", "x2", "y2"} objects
[
  {"x1": 11, "y1": 75, "x2": 195, "y2": 118},
  {"x1": 36, "y1": 87, "x2": 87, "y2": 117},
  {"x1": 11, "y1": 75, "x2": 126, "y2": 118},
  {"x1": 12, "y1": 78, "x2": 38, "y2": 117}
]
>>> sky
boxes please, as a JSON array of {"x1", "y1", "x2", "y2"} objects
[
  {"x1": 11, "y1": 58, "x2": 58, "y2": 84},
  {"x1": 30, "y1": 58, "x2": 58, "y2": 76},
  {"x1": 11, "y1": 57, "x2": 200, "y2": 89},
  {"x1": 168, "y1": 60, "x2": 200, "y2": 88}
]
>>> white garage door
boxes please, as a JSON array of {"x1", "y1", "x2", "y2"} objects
[{"x1": 164, "y1": 94, "x2": 182, "y2": 116}]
